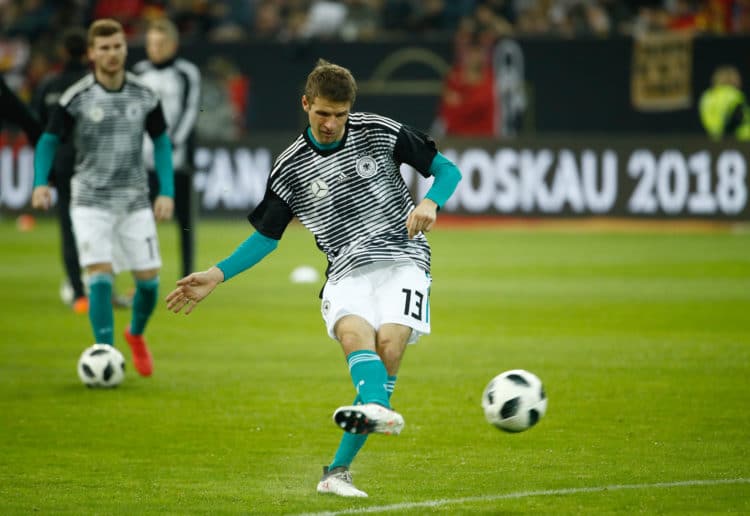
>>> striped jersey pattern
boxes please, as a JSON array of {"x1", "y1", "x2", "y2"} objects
[
  {"x1": 133, "y1": 57, "x2": 201, "y2": 170},
  {"x1": 59, "y1": 72, "x2": 160, "y2": 211},
  {"x1": 267, "y1": 112, "x2": 431, "y2": 282}
]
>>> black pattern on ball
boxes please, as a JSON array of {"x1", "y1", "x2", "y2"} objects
[{"x1": 500, "y1": 396, "x2": 521, "y2": 418}]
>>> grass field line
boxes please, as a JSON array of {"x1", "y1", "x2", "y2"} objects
[{"x1": 297, "y1": 478, "x2": 750, "y2": 516}]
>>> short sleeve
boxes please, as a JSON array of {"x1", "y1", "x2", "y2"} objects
[
  {"x1": 393, "y1": 124, "x2": 438, "y2": 178},
  {"x1": 247, "y1": 188, "x2": 295, "y2": 240},
  {"x1": 146, "y1": 101, "x2": 168, "y2": 139}
]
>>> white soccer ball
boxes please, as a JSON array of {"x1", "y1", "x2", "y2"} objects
[
  {"x1": 77, "y1": 344, "x2": 126, "y2": 388},
  {"x1": 482, "y1": 369, "x2": 547, "y2": 432}
]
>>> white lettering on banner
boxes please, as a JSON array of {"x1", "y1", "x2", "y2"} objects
[
  {"x1": 716, "y1": 151, "x2": 747, "y2": 214},
  {"x1": 0, "y1": 147, "x2": 34, "y2": 209},
  {"x1": 193, "y1": 146, "x2": 271, "y2": 211},
  {"x1": 495, "y1": 148, "x2": 518, "y2": 211},
  {"x1": 583, "y1": 150, "x2": 618, "y2": 213},
  {"x1": 628, "y1": 149, "x2": 747, "y2": 215},
  {"x1": 446, "y1": 147, "x2": 618, "y2": 214},
  {"x1": 519, "y1": 149, "x2": 553, "y2": 212},
  {"x1": 687, "y1": 151, "x2": 715, "y2": 213},
  {"x1": 459, "y1": 149, "x2": 495, "y2": 212}
]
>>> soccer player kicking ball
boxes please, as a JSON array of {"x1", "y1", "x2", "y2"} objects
[
  {"x1": 166, "y1": 59, "x2": 461, "y2": 497},
  {"x1": 32, "y1": 19, "x2": 175, "y2": 377}
]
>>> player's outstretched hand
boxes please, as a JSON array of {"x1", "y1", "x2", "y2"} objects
[
  {"x1": 154, "y1": 195, "x2": 174, "y2": 221},
  {"x1": 406, "y1": 198, "x2": 438, "y2": 239},
  {"x1": 166, "y1": 266, "x2": 224, "y2": 315},
  {"x1": 31, "y1": 186, "x2": 52, "y2": 211}
]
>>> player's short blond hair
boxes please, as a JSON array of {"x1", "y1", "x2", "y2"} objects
[
  {"x1": 304, "y1": 59, "x2": 357, "y2": 105},
  {"x1": 148, "y1": 18, "x2": 179, "y2": 45},
  {"x1": 88, "y1": 19, "x2": 124, "y2": 47}
]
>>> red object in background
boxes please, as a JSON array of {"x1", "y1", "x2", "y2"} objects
[
  {"x1": 438, "y1": 63, "x2": 497, "y2": 137},
  {"x1": 227, "y1": 75, "x2": 250, "y2": 131},
  {"x1": 93, "y1": 0, "x2": 145, "y2": 35}
]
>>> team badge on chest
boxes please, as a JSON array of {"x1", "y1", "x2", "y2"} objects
[
  {"x1": 88, "y1": 106, "x2": 104, "y2": 123},
  {"x1": 355, "y1": 156, "x2": 378, "y2": 178},
  {"x1": 310, "y1": 178, "x2": 329, "y2": 198}
]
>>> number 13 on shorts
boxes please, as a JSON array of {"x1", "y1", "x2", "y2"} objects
[{"x1": 401, "y1": 287, "x2": 429, "y2": 323}]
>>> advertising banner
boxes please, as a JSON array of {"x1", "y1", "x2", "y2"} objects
[{"x1": 3, "y1": 137, "x2": 746, "y2": 220}]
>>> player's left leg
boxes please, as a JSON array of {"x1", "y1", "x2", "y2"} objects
[
  {"x1": 174, "y1": 171, "x2": 195, "y2": 277},
  {"x1": 118, "y1": 208, "x2": 162, "y2": 376},
  {"x1": 328, "y1": 323, "x2": 408, "y2": 466},
  {"x1": 123, "y1": 268, "x2": 159, "y2": 377}
]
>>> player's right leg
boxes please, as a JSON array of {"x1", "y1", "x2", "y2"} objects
[
  {"x1": 333, "y1": 314, "x2": 404, "y2": 434},
  {"x1": 71, "y1": 206, "x2": 116, "y2": 344},
  {"x1": 118, "y1": 208, "x2": 162, "y2": 377}
]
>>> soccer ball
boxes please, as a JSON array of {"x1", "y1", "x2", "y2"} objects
[
  {"x1": 481, "y1": 369, "x2": 547, "y2": 432},
  {"x1": 77, "y1": 344, "x2": 126, "y2": 388}
]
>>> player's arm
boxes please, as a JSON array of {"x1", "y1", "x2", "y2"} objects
[
  {"x1": 0, "y1": 76, "x2": 42, "y2": 145},
  {"x1": 170, "y1": 61, "x2": 201, "y2": 146},
  {"x1": 166, "y1": 189, "x2": 294, "y2": 315},
  {"x1": 394, "y1": 125, "x2": 462, "y2": 238},
  {"x1": 146, "y1": 102, "x2": 175, "y2": 221},
  {"x1": 31, "y1": 105, "x2": 72, "y2": 210}
]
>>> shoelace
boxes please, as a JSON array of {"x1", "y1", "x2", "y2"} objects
[{"x1": 332, "y1": 470, "x2": 353, "y2": 483}]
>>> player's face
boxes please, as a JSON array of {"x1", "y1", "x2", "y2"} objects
[
  {"x1": 88, "y1": 32, "x2": 127, "y2": 75},
  {"x1": 302, "y1": 95, "x2": 350, "y2": 144},
  {"x1": 146, "y1": 30, "x2": 176, "y2": 64}
]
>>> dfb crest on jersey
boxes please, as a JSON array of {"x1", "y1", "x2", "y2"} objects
[
  {"x1": 88, "y1": 106, "x2": 104, "y2": 123},
  {"x1": 355, "y1": 156, "x2": 378, "y2": 178},
  {"x1": 125, "y1": 103, "x2": 142, "y2": 120},
  {"x1": 310, "y1": 178, "x2": 329, "y2": 198}
]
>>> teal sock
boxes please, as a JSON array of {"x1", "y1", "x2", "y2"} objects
[
  {"x1": 88, "y1": 273, "x2": 114, "y2": 344},
  {"x1": 129, "y1": 277, "x2": 159, "y2": 335},
  {"x1": 329, "y1": 375, "x2": 397, "y2": 470},
  {"x1": 347, "y1": 350, "x2": 389, "y2": 407}
]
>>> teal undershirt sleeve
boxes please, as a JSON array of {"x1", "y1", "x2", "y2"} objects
[
  {"x1": 425, "y1": 151, "x2": 462, "y2": 209},
  {"x1": 152, "y1": 132, "x2": 175, "y2": 198},
  {"x1": 216, "y1": 232, "x2": 279, "y2": 281},
  {"x1": 33, "y1": 132, "x2": 60, "y2": 187}
]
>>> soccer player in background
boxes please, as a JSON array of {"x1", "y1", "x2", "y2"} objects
[
  {"x1": 31, "y1": 18, "x2": 175, "y2": 377},
  {"x1": 32, "y1": 28, "x2": 91, "y2": 314},
  {"x1": 134, "y1": 17, "x2": 201, "y2": 278},
  {"x1": 0, "y1": 74, "x2": 41, "y2": 145},
  {"x1": 165, "y1": 59, "x2": 462, "y2": 497}
]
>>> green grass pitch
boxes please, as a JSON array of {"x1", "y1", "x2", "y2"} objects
[{"x1": 1, "y1": 216, "x2": 749, "y2": 514}]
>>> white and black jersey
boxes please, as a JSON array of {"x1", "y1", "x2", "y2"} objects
[
  {"x1": 47, "y1": 72, "x2": 167, "y2": 212},
  {"x1": 250, "y1": 112, "x2": 437, "y2": 282},
  {"x1": 133, "y1": 57, "x2": 200, "y2": 171}
]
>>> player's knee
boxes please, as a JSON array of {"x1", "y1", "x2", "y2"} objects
[
  {"x1": 86, "y1": 263, "x2": 113, "y2": 275},
  {"x1": 335, "y1": 315, "x2": 375, "y2": 352},
  {"x1": 376, "y1": 327, "x2": 409, "y2": 373},
  {"x1": 133, "y1": 268, "x2": 160, "y2": 281}
]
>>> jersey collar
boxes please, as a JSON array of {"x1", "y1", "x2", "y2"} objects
[{"x1": 304, "y1": 124, "x2": 348, "y2": 157}]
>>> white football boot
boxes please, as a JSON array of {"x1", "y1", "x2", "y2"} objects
[
  {"x1": 333, "y1": 403, "x2": 405, "y2": 435},
  {"x1": 316, "y1": 466, "x2": 368, "y2": 497}
]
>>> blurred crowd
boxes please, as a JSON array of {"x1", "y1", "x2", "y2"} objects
[
  {"x1": 1, "y1": 1, "x2": 749, "y2": 47},
  {"x1": 1, "y1": 0, "x2": 748, "y2": 140}
]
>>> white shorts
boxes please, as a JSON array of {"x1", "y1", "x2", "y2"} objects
[
  {"x1": 321, "y1": 261, "x2": 432, "y2": 344},
  {"x1": 70, "y1": 206, "x2": 161, "y2": 273}
]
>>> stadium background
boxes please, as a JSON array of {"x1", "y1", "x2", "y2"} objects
[
  {"x1": 1, "y1": 1, "x2": 749, "y2": 221},
  {"x1": 1, "y1": 3, "x2": 749, "y2": 513}
]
